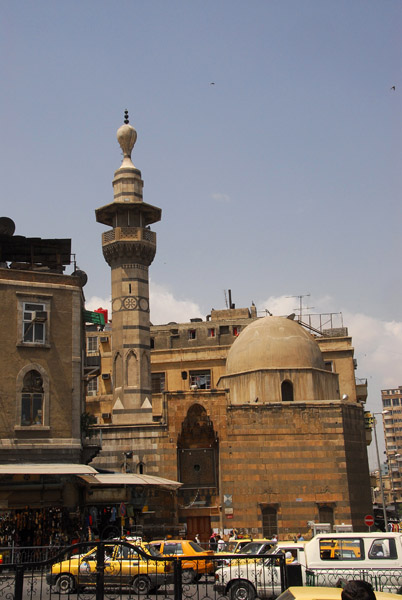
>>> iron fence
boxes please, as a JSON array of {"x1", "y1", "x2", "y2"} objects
[
  {"x1": 4, "y1": 541, "x2": 402, "y2": 600},
  {"x1": 0, "y1": 541, "x2": 289, "y2": 600}
]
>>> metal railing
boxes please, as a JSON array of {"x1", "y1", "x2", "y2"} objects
[{"x1": 0, "y1": 541, "x2": 289, "y2": 600}]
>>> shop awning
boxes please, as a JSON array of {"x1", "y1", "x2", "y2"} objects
[
  {"x1": 0, "y1": 464, "x2": 99, "y2": 475},
  {"x1": 78, "y1": 473, "x2": 182, "y2": 490}
]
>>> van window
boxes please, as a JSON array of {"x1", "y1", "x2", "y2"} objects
[
  {"x1": 319, "y1": 538, "x2": 364, "y2": 561},
  {"x1": 368, "y1": 538, "x2": 397, "y2": 559}
]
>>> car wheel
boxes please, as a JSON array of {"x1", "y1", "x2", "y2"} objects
[
  {"x1": 131, "y1": 575, "x2": 151, "y2": 595},
  {"x1": 55, "y1": 574, "x2": 76, "y2": 594},
  {"x1": 229, "y1": 580, "x2": 255, "y2": 600},
  {"x1": 182, "y1": 568, "x2": 195, "y2": 584}
]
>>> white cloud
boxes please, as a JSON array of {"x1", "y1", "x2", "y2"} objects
[
  {"x1": 149, "y1": 281, "x2": 203, "y2": 324},
  {"x1": 85, "y1": 295, "x2": 111, "y2": 314},
  {"x1": 85, "y1": 282, "x2": 203, "y2": 327},
  {"x1": 211, "y1": 192, "x2": 230, "y2": 203}
]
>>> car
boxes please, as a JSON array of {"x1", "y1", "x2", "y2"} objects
[
  {"x1": 215, "y1": 539, "x2": 276, "y2": 566},
  {"x1": 276, "y1": 587, "x2": 402, "y2": 600},
  {"x1": 46, "y1": 541, "x2": 172, "y2": 594},
  {"x1": 149, "y1": 539, "x2": 214, "y2": 582}
]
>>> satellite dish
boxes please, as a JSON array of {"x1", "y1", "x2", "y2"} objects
[
  {"x1": 72, "y1": 269, "x2": 88, "y2": 287},
  {"x1": 0, "y1": 217, "x2": 16, "y2": 236}
]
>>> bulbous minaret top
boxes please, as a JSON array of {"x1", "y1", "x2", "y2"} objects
[
  {"x1": 116, "y1": 110, "x2": 138, "y2": 169},
  {"x1": 95, "y1": 111, "x2": 161, "y2": 228}
]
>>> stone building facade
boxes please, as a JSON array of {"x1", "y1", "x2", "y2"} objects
[
  {"x1": 84, "y1": 115, "x2": 371, "y2": 540},
  {"x1": 0, "y1": 223, "x2": 88, "y2": 509}
]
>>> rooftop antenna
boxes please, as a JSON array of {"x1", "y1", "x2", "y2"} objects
[
  {"x1": 286, "y1": 293, "x2": 314, "y2": 322},
  {"x1": 224, "y1": 290, "x2": 228, "y2": 309}
]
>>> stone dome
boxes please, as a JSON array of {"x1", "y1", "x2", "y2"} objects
[{"x1": 226, "y1": 316, "x2": 326, "y2": 374}]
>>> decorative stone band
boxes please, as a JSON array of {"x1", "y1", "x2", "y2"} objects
[
  {"x1": 112, "y1": 296, "x2": 149, "y2": 312},
  {"x1": 103, "y1": 241, "x2": 156, "y2": 266},
  {"x1": 112, "y1": 407, "x2": 152, "y2": 412}
]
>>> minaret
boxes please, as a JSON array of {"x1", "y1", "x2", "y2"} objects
[{"x1": 96, "y1": 112, "x2": 161, "y2": 424}]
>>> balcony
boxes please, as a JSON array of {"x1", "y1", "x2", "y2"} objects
[
  {"x1": 102, "y1": 227, "x2": 156, "y2": 246},
  {"x1": 355, "y1": 378, "x2": 368, "y2": 402}
]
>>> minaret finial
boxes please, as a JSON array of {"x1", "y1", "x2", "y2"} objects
[{"x1": 116, "y1": 110, "x2": 137, "y2": 169}]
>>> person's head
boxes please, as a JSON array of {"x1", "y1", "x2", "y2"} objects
[
  {"x1": 341, "y1": 580, "x2": 376, "y2": 600},
  {"x1": 285, "y1": 551, "x2": 292, "y2": 561}
]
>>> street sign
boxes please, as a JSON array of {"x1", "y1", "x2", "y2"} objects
[{"x1": 364, "y1": 514, "x2": 374, "y2": 527}]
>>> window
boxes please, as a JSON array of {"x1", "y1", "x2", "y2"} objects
[
  {"x1": 219, "y1": 325, "x2": 229, "y2": 334},
  {"x1": 324, "y1": 361, "x2": 334, "y2": 372},
  {"x1": 87, "y1": 336, "x2": 99, "y2": 354},
  {"x1": 163, "y1": 543, "x2": 182, "y2": 555},
  {"x1": 261, "y1": 506, "x2": 278, "y2": 539},
  {"x1": 151, "y1": 372, "x2": 166, "y2": 393},
  {"x1": 22, "y1": 302, "x2": 46, "y2": 344},
  {"x1": 393, "y1": 398, "x2": 400, "y2": 406},
  {"x1": 189, "y1": 370, "x2": 211, "y2": 390},
  {"x1": 150, "y1": 337, "x2": 155, "y2": 349},
  {"x1": 208, "y1": 328, "x2": 215, "y2": 338},
  {"x1": 319, "y1": 505, "x2": 334, "y2": 528},
  {"x1": 21, "y1": 370, "x2": 43, "y2": 426},
  {"x1": 319, "y1": 538, "x2": 363, "y2": 561},
  {"x1": 188, "y1": 329, "x2": 196, "y2": 340},
  {"x1": 281, "y1": 380, "x2": 294, "y2": 402},
  {"x1": 383, "y1": 399, "x2": 391, "y2": 407},
  {"x1": 87, "y1": 377, "x2": 98, "y2": 396}
]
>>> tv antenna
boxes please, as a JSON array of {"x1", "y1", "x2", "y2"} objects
[{"x1": 286, "y1": 294, "x2": 314, "y2": 321}]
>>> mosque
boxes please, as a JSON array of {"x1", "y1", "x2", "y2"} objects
[{"x1": 85, "y1": 113, "x2": 373, "y2": 541}]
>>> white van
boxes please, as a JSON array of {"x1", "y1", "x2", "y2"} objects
[{"x1": 214, "y1": 532, "x2": 402, "y2": 600}]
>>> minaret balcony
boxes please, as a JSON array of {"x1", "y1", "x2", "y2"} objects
[{"x1": 102, "y1": 227, "x2": 156, "y2": 246}]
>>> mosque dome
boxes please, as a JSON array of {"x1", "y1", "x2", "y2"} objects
[{"x1": 226, "y1": 316, "x2": 325, "y2": 375}]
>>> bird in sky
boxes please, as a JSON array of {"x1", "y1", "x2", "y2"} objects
[
  {"x1": 210, "y1": 82, "x2": 215, "y2": 85},
  {"x1": 391, "y1": 85, "x2": 396, "y2": 91}
]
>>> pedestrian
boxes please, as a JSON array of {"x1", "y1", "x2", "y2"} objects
[
  {"x1": 217, "y1": 536, "x2": 226, "y2": 552},
  {"x1": 341, "y1": 580, "x2": 376, "y2": 600},
  {"x1": 195, "y1": 533, "x2": 201, "y2": 545},
  {"x1": 209, "y1": 532, "x2": 218, "y2": 551},
  {"x1": 272, "y1": 533, "x2": 278, "y2": 543},
  {"x1": 296, "y1": 533, "x2": 305, "y2": 541}
]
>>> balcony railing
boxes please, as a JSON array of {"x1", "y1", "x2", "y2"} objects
[{"x1": 102, "y1": 227, "x2": 156, "y2": 245}]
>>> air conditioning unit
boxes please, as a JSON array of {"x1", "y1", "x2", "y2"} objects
[
  {"x1": 34, "y1": 311, "x2": 48, "y2": 322},
  {"x1": 100, "y1": 337, "x2": 108, "y2": 343},
  {"x1": 102, "y1": 373, "x2": 111, "y2": 380},
  {"x1": 190, "y1": 384, "x2": 198, "y2": 390},
  {"x1": 102, "y1": 413, "x2": 111, "y2": 419}
]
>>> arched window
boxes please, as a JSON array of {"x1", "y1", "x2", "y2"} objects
[
  {"x1": 21, "y1": 370, "x2": 43, "y2": 426},
  {"x1": 261, "y1": 506, "x2": 278, "y2": 539},
  {"x1": 126, "y1": 350, "x2": 138, "y2": 387},
  {"x1": 114, "y1": 352, "x2": 123, "y2": 389},
  {"x1": 137, "y1": 462, "x2": 145, "y2": 474},
  {"x1": 281, "y1": 380, "x2": 294, "y2": 402}
]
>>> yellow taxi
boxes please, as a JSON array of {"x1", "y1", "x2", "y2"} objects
[
  {"x1": 149, "y1": 539, "x2": 214, "y2": 582},
  {"x1": 46, "y1": 541, "x2": 172, "y2": 594}
]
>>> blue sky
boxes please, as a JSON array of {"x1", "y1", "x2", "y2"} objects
[{"x1": 1, "y1": 0, "x2": 401, "y2": 460}]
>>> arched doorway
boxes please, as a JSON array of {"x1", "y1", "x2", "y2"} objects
[{"x1": 177, "y1": 404, "x2": 218, "y2": 543}]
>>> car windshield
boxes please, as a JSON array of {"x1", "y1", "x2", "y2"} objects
[{"x1": 240, "y1": 542, "x2": 266, "y2": 554}]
